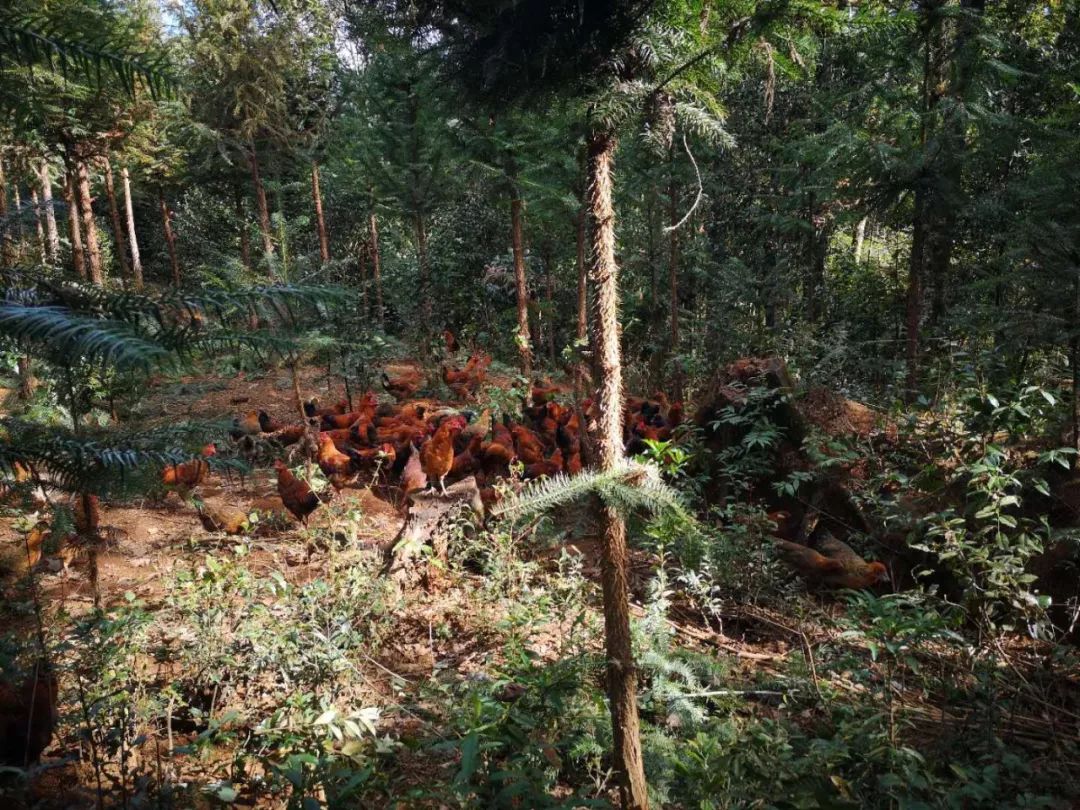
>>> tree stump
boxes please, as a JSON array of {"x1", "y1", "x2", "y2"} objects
[{"x1": 382, "y1": 476, "x2": 483, "y2": 588}]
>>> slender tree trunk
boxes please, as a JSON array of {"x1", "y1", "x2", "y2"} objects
[
  {"x1": 248, "y1": 145, "x2": 276, "y2": 276},
  {"x1": 586, "y1": 129, "x2": 648, "y2": 810},
  {"x1": 75, "y1": 160, "x2": 103, "y2": 284},
  {"x1": 1072, "y1": 271, "x2": 1080, "y2": 465},
  {"x1": 12, "y1": 184, "x2": 24, "y2": 253},
  {"x1": 31, "y1": 187, "x2": 46, "y2": 263},
  {"x1": 543, "y1": 247, "x2": 557, "y2": 367},
  {"x1": 17, "y1": 355, "x2": 36, "y2": 400},
  {"x1": 414, "y1": 213, "x2": 432, "y2": 327},
  {"x1": 311, "y1": 161, "x2": 330, "y2": 264},
  {"x1": 369, "y1": 212, "x2": 385, "y2": 329},
  {"x1": 854, "y1": 216, "x2": 868, "y2": 263},
  {"x1": 668, "y1": 175, "x2": 683, "y2": 401},
  {"x1": 357, "y1": 233, "x2": 370, "y2": 317},
  {"x1": 64, "y1": 173, "x2": 86, "y2": 279},
  {"x1": 120, "y1": 167, "x2": 143, "y2": 290},
  {"x1": 101, "y1": 157, "x2": 131, "y2": 283},
  {"x1": 575, "y1": 208, "x2": 589, "y2": 397},
  {"x1": 39, "y1": 161, "x2": 61, "y2": 264},
  {"x1": 0, "y1": 159, "x2": 13, "y2": 268},
  {"x1": 510, "y1": 195, "x2": 533, "y2": 377},
  {"x1": 907, "y1": 196, "x2": 926, "y2": 401},
  {"x1": 235, "y1": 184, "x2": 251, "y2": 271},
  {"x1": 159, "y1": 188, "x2": 180, "y2": 287}
]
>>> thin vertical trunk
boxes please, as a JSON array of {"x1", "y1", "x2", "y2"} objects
[
  {"x1": 854, "y1": 216, "x2": 868, "y2": 263},
  {"x1": 543, "y1": 247, "x2": 557, "y2": 367},
  {"x1": 1072, "y1": 271, "x2": 1080, "y2": 465},
  {"x1": 120, "y1": 167, "x2": 143, "y2": 290},
  {"x1": 64, "y1": 172, "x2": 86, "y2": 279},
  {"x1": 75, "y1": 160, "x2": 103, "y2": 284},
  {"x1": 248, "y1": 145, "x2": 276, "y2": 276},
  {"x1": 31, "y1": 187, "x2": 46, "y2": 263},
  {"x1": 101, "y1": 157, "x2": 131, "y2": 283},
  {"x1": 13, "y1": 184, "x2": 24, "y2": 250},
  {"x1": 369, "y1": 212, "x2": 385, "y2": 328},
  {"x1": 0, "y1": 159, "x2": 12, "y2": 268},
  {"x1": 586, "y1": 129, "x2": 648, "y2": 810},
  {"x1": 668, "y1": 174, "x2": 683, "y2": 401},
  {"x1": 414, "y1": 213, "x2": 432, "y2": 327},
  {"x1": 40, "y1": 161, "x2": 61, "y2": 264},
  {"x1": 159, "y1": 188, "x2": 180, "y2": 287},
  {"x1": 907, "y1": 197, "x2": 926, "y2": 401},
  {"x1": 311, "y1": 161, "x2": 330, "y2": 264},
  {"x1": 235, "y1": 184, "x2": 251, "y2": 271},
  {"x1": 17, "y1": 355, "x2": 36, "y2": 400},
  {"x1": 357, "y1": 233, "x2": 370, "y2": 317},
  {"x1": 510, "y1": 195, "x2": 533, "y2": 377}
]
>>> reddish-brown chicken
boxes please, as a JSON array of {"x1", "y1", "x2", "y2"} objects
[
  {"x1": 382, "y1": 368, "x2": 423, "y2": 400},
  {"x1": 774, "y1": 535, "x2": 888, "y2": 589},
  {"x1": 162, "y1": 443, "x2": 216, "y2": 492},
  {"x1": 420, "y1": 417, "x2": 465, "y2": 493},
  {"x1": 274, "y1": 460, "x2": 321, "y2": 524},
  {"x1": 318, "y1": 433, "x2": 357, "y2": 489},
  {"x1": 400, "y1": 443, "x2": 428, "y2": 497}
]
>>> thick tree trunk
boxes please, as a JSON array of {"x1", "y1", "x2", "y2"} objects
[
  {"x1": 64, "y1": 172, "x2": 86, "y2": 279},
  {"x1": 101, "y1": 157, "x2": 130, "y2": 283},
  {"x1": 31, "y1": 187, "x2": 46, "y2": 263},
  {"x1": 586, "y1": 129, "x2": 648, "y2": 810},
  {"x1": 159, "y1": 188, "x2": 180, "y2": 287},
  {"x1": 369, "y1": 212, "x2": 385, "y2": 328},
  {"x1": 414, "y1": 213, "x2": 432, "y2": 327},
  {"x1": 248, "y1": 145, "x2": 276, "y2": 276},
  {"x1": 510, "y1": 195, "x2": 533, "y2": 377},
  {"x1": 235, "y1": 184, "x2": 251, "y2": 271},
  {"x1": 853, "y1": 216, "x2": 867, "y2": 263},
  {"x1": 0, "y1": 159, "x2": 13, "y2": 268},
  {"x1": 668, "y1": 176, "x2": 683, "y2": 401},
  {"x1": 311, "y1": 161, "x2": 330, "y2": 264},
  {"x1": 39, "y1": 161, "x2": 61, "y2": 264},
  {"x1": 120, "y1": 167, "x2": 143, "y2": 290},
  {"x1": 75, "y1": 160, "x2": 103, "y2": 284}
]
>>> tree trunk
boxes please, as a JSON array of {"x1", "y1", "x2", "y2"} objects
[
  {"x1": 369, "y1": 212, "x2": 385, "y2": 329},
  {"x1": 39, "y1": 161, "x2": 61, "y2": 264},
  {"x1": 357, "y1": 232, "x2": 370, "y2": 317},
  {"x1": 586, "y1": 129, "x2": 648, "y2": 810},
  {"x1": 668, "y1": 175, "x2": 683, "y2": 401},
  {"x1": 159, "y1": 188, "x2": 180, "y2": 287},
  {"x1": 414, "y1": 213, "x2": 432, "y2": 327},
  {"x1": 248, "y1": 145, "x2": 276, "y2": 276},
  {"x1": 235, "y1": 184, "x2": 251, "y2": 271},
  {"x1": 31, "y1": 187, "x2": 46, "y2": 263},
  {"x1": 17, "y1": 355, "x2": 36, "y2": 400},
  {"x1": 311, "y1": 160, "x2": 330, "y2": 264},
  {"x1": 906, "y1": 194, "x2": 926, "y2": 401},
  {"x1": 64, "y1": 172, "x2": 86, "y2": 279},
  {"x1": 75, "y1": 160, "x2": 103, "y2": 284},
  {"x1": 120, "y1": 167, "x2": 143, "y2": 290},
  {"x1": 853, "y1": 216, "x2": 867, "y2": 263},
  {"x1": 543, "y1": 247, "x2": 557, "y2": 367},
  {"x1": 101, "y1": 157, "x2": 131, "y2": 283},
  {"x1": 12, "y1": 184, "x2": 25, "y2": 252},
  {"x1": 510, "y1": 195, "x2": 533, "y2": 377},
  {"x1": 0, "y1": 158, "x2": 13, "y2": 269}
]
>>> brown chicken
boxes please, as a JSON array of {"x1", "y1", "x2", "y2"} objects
[
  {"x1": 304, "y1": 398, "x2": 349, "y2": 419},
  {"x1": 198, "y1": 502, "x2": 251, "y2": 535},
  {"x1": 382, "y1": 368, "x2": 423, "y2": 400},
  {"x1": 511, "y1": 425, "x2": 546, "y2": 465},
  {"x1": 274, "y1": 460, "x2": 321, "y2": 524},
  {"x1": 0, "y1": 660, "x2": 57, "y2": 766},
  {"x1": 400, "y1": 443, "x2": 428, "y2": 497},
  {"x1": 269, "y1": 424, "x2": 307, "y2": 446},
  {"x1": 480, "y1": 440, "x2": 516, "y2": 477},
  {"x1": 774, "y1": 536, "x2": 888, "y2": 590},
  {"x1": 318, "y1": 433, "x2": 357, "y2": 489},
  {"x1": 420, "y1": 418, "x2": 465, "y2": 493},
  {"x1": 524, "y1": 448, "x2": 563, "y2": 480},
  {"x1": 162, "y1": 444, "x2": 216, "y2": 492},
  {"x1": 230, "y1": 410, "x2": 262, "y2": 439}
]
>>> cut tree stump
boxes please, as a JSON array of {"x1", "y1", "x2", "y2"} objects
[{"x1": 382, "y1": 476, "x2": 483, "y2": 588}]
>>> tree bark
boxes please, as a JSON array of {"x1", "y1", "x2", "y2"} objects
[
  {"x1": 17, "y1": 355, "x2": 36, "y2": 400},
  {"x1": 159, "y1": 188, "x2": 180, "y2": 287},
  {"x1": 248, "y1": 145, "x2": 276, "y2": 276},
  {"x1": 369, "y1": 212, "x2": 385, "y2": 329},
  {"x1": 101, "y1": 157, "x2": 131, "y2": 283},
  {"x1": 0, "y1": 158, "x2": 13, "y2": 269},
  {"x1": 906, "y1": 195, "x2": 926, "y2": 401},
  {"x1": 39, "y1": 161, "x2": 61, "y2": 264},
  {"x1": 357, "y1": 232, "x2": 370, "y2": 317},
  {"x1": 668, "y1": 174, "x2": 683, "y2": 401},
  {"x1": 75, "y1": 160, "x2": 104, "y2": 284},
  {"x1": 120, "y1": 167, "x2": 143, "y2": 290},
  {"x1": 510, "y1": 195, "x2": 533, "y2": 377},
  {"x1": 64, "y1": 172, "x2": 86, "y2": 279},
  {"x1": 853, "y1": 216, "x2": 867, "y2": 263},
  {"x1": 586, "y1": 129, "x2": 648, "y2": 810},
  {"x1": 414, "y1": 213, "x2": 432, "y2": 327},
  {"x1": 31, "y1": 187, "x2": 46, "y2": 263},
  {"x1": 235, "y1": 184, "x2": 251, "y2": 271},
  {"x1": 311, "y1": 160, "x2": 330, "y2": 264},
  {"x1": 543, "y1": 246, "x2": 557, "y2": 367}
]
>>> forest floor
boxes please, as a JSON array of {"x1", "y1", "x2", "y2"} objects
[{"x1": 3, "y1": 359, "x2": 1079, "y2": 808}]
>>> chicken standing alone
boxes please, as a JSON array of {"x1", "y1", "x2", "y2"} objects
[
  {"x1": 420, "y1": 417, "x2": 465, "y2": 494},
  {"x1": 774, "y1": 534, "x2": 889, "y2": 590},
  {"x1": 273, "y1": 460, "x2": 321, "y2": 524}
]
